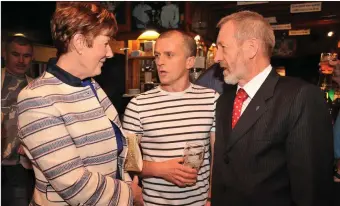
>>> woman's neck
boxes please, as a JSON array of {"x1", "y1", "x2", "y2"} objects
[{"x1": 56, "y1": 54, "x2": 87, "y2": 80}]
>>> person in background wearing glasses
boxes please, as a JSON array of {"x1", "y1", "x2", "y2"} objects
[
  {"x1": 123, "y1": 30, "x2": 219, "y2": 206},
  {"x1": 16, "y1": 2, "x2": 141, "y2": 205},
  {"x1": 212, "y1": 10, "x2": 334, "y2": 206},
  {"x1": 1, "y1": 35, "x2": 34, "y2": 206}
]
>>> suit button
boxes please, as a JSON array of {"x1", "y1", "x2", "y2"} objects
[{"x1": 224, "y1": 154, "x2": 230, "y2": 164}]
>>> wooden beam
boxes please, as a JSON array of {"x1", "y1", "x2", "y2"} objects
[{"x1": 293, "y1": 19, "x2": 340, "y2": 28}]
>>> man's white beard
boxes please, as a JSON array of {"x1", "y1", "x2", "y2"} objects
[{"x1": 223, "y1": 70, "x2": 239, "y2": 85}]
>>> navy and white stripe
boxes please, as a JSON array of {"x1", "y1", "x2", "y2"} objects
[{"x1": 123, "y1": 84, "x2": 219, "y2": 206}]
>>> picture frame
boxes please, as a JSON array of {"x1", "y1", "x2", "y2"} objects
[
  {"x1": 130, "y1": 2, "x2": 185, "y2": 31},
  {"x1": 101, "y1": 1, "x2": 131, "y2": 32},
  {"x1": 273, "y1": 39, "x2": 297, "y2": 57}
]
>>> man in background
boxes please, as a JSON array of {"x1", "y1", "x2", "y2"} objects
[
  {"x1": 1, "y1": 35, "x2": 34, "y2": 206},
  {"x1": 195, "y1": 63, "x2": 225, "y2": 94}
]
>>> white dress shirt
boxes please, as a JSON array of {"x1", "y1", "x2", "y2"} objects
[{"x1": 237, "y1": 65, "x2": 272, "y2": 115}]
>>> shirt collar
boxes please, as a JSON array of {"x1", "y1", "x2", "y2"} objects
[
  {"x1": 4, "y1": 68, "x2": 26, "y2": 80},
  {"x1": 46, "y1": 58, "x2": 90, "y2": 87},
  {"x1": 237, "y1": 65, "x2": 272, "y2": 99}
]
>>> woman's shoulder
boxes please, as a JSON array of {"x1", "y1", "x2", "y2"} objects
[
  {"x1": 18, "y1": 72, "x2": 65, "y2": 103},
  {"x1": 26, "y1": 72, "x2": 60, "y2": 90}
]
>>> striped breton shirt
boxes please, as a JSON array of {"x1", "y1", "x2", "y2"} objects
[
  {"x1": 17, "y1": 61, "x2": 132, "y2": 206},
  {"x1": 123, "y1": 84, "x2": 219, "y2": 206}
]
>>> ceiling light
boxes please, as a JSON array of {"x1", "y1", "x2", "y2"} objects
[
  {"x1": 194, "y1": 35, "x2": 200, "y2": 42},
  {"x1": 14, "y1": 33, "x2": 26, "y2": 37},
  {"x1": 327, "y1": 31, "x2": 334, "y2": 37},
  {"x1": 137, "y1": 30, "x2": 160, "y2": 41}
]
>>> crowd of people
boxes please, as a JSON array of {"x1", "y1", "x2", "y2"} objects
[{"x1": 1, "y1": 2, "x2": 339, "y2": 206}]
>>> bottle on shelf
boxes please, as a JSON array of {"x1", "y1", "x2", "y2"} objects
[
  {"x1": 141, "y1": 59, "x2": 156, "y2": 92},
  {"x1": 190, "y1": 35, "x2": 206, "y2": 82}
]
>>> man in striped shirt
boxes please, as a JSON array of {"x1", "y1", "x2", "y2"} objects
[{"x1": 123, "y1": 30, "x2": 219, "y2": 206}]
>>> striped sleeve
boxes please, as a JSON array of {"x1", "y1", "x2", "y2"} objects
[
  {"x1": 122, "y1": 97, "x2": 143, "y2": 135},
  {"x1": 17, "y1": 88, "x2": 132, "y2": 206},
  {"x1": 211, "y1": 91, "x2": 220, "y2": 132}
]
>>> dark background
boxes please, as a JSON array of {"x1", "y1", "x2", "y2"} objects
[
  {"x1": 2, "y1": 1, "x2": 56, "y2": 45},
  {"x1": 1, "y1": 1, "x2": 339, "y2": 90}
]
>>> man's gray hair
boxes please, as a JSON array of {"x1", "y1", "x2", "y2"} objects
[{"x1": 217, "y1": 10, "x2": 275, "y2": 57}]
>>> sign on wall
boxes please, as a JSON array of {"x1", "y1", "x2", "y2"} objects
[
  {"x1": 289, "y1": 29, "x2": 311, "y2": 36},
  {"x1": 290, "y1": 2, "x2": 322, "y2": 13},
  {"x1": 271, "y1": 24, "x2": 291, "y2": 30}
]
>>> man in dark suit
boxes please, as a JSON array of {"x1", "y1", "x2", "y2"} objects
[{"x1": 212, "y1": 11, "x2": 334, "y2": 206}]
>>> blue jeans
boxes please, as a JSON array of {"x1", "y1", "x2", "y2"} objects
[{"x1": 1, "y1": 164, "x2": 35, "y2": 206}]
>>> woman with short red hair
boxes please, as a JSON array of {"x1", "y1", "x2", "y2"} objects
[{"x1": 17, "y1": 2, "x2": 140, "y2": 205}]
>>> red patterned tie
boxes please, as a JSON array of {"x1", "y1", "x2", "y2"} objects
[{"x1": 232, "y1": 88, "x2": 248, "y2": 129}]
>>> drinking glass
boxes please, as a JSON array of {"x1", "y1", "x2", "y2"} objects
[{"x1": 183, "y1": 141, "x2": 205, "y2": 170}]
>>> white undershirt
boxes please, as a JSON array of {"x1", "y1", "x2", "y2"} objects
[{"x1": 237, "y1": 65, "x2": 272, "y2": 115}]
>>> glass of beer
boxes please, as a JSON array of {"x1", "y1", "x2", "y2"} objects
[{"x1": 183, "y1": 141, "x2": 205, "y2": 170}]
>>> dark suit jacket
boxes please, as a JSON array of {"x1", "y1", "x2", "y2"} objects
[
  {"x1": 195, "y1": 63, "x2": 225, "y2": 94},
  {"x1": 212, "y1": 69, "x2": 334, "y2": 206}
]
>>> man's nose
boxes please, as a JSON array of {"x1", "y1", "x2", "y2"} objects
[
  {"x1": 214, "y1": 50, "x2": 222, "y2": 63},
  {"x1": 156, "y1": 56, "x2": 164, "y2": 66},
  {"x1": 19, "y1": 55, "x2": 24, "y2": 63}
]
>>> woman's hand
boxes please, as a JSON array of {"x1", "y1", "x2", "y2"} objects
[{"x1": 131, "y1": 176, "x2": 144, "y2": 206}]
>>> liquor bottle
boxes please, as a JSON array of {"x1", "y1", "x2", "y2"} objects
[
  {"x1": 190, "y1": 36, "x2": 205, "y2": 82},
  {"x1": 327, "y1": 91, "x2": 335, "y2": 124},
  {"x1": 143, "y1": 59, "x2": 155, "y2": 92}
]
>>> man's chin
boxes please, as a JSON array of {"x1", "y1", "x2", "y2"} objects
[{"x1": 223, "y1": 77, "x2": 238, "y2": 85}]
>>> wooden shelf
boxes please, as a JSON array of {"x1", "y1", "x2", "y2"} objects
[{"x1": 128, "y1": 56, "x2": 155, "y2": 60}]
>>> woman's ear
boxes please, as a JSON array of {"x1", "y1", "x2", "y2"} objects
[{"x1": 71, "y1": 33, "x2": 87, "y2": 55}]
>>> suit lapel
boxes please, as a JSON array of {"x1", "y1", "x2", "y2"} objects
[
  {"x1": 226, "y1": 70, "x2": 279, "y2": 151},
  {"x1": 219, "y1": 85, "x2": 237, "y2": 147}
]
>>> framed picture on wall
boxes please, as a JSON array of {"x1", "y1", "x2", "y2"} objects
[
  {"x1": 101, "y1": 2, "x2": 131, "y2": 32},
  {"x1": 131, "y1": 1, "x2": 185, "y2": 31},
  {"x1": 273, "y1": 39, "x2": 296, "y2": 57}
]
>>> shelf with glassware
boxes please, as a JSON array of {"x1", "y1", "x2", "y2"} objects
[
  {"x1": 189, "y1": 35, "x2": 215, "y2": 82},
  {"x1": 124, "y1": 39, "x2": 160, "y2": 96},
  {"x1": 318, "y1": 52, "x2": 340, "y2": 123}
]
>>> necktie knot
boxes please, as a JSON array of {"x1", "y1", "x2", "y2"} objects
[{"x1": 236, "y1": 88, "x2": 248, "y2": 102}]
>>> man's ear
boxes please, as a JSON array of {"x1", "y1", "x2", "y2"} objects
[
  {"x1": 243, "y1": 38, "x2": 259, "y2": 59},
  {"x1": 186, "y1": 56, "x2": 196, "y2": 70},
  {"x1": 71, "y1": 33, "x2": 87, "y2": 55}
]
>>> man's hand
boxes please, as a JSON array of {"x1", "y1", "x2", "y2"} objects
[
  {"x1": 131, "y1": 176, "x2": 144, "y2": 206},
  {"x1": 158, "y1": 157, "x2": 198, "y2": 187}
]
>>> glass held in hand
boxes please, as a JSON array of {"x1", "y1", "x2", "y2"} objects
[{"x1": 183, "y1": 141, "x2": 205, "y2": 170}]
